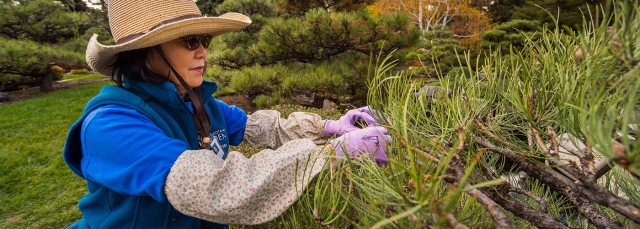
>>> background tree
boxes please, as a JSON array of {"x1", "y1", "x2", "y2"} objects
[
  {"x1": 373, "y1": 0, "x2": 491, "y2": 63},
  {"x1": 0, "y1": 38, "x2": 85, "y2": 91},
  {"x1": 195, "y1": 0, "x2": 225, "y2": 16},
  {"x1": 480, "y1": 19, "x2": 542, "y2": 55},
  {"x1": 511, "y1": 0, "x2": 592, "y2": 29},
  {"x1": 277, "y1": 0, "x2": 377, "y2": 15},
  {"x1": 0, "y1": 0, "x2": 90, "y2": 43},
  {"x1": 207, "y1": 0, "x2": 420, "y2": 107},
  {"x1": 487, "y1": 0, "x2": 527, "y2": 23},
  {"x1": 405, "y1": 25, "x2": 467, "y2": 76},
  {"x1": 60, "y1": 0, "x2": 88, "y2": 12},
  {"x1": 375, "y1": 0, "x2": 491, "y2": 34},
  {"x1": 488, "y1": 0, "x2": 597, "y2": 30},
  {"x1": 0, "y1": 0, "x2": 97, "y2": 92}
]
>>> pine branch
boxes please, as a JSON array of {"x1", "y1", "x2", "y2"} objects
[
  {"x1": 507, "y1": 187, "x2": 548, "y2": 214},
  {"x1": 547, "y1": 126, "x2": 560, "y2": 158},
  {"x1": 530, "y1": 124, "x2": 549, "y2": 155},
  {"x1": 433, "y1": 203, "x2": 470, "y2": 229},
  {"x1": 466, "y1": 188, "x2": 512, "y2": 229},
  {"x1": 387, "y1": 125, "x2": 440, "y2": 163},
  {"x1": 475, "y1": 119, "x2": 584, "y2": 180},
  {"x1": 611, "y1": 141, "x2": 640, "y2": 179},
  {"x1": 479, "y1": 185, "x2": 569, "y2": 229},
  {"x1": 445, "y1": 128, "x2": 512, "y2": 229},
  {"x1": 477, "y1": 165, "x2": 565, "y2": 228},
  {"x1": 474, "y1": 136, "x2": 629, "y2": 228}
]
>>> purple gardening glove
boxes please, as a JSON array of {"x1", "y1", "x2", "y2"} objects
[
  {"x1": 325, "y1": 106, "x2": 381, "y2": 137},
  {"x1": 328, "y1": 126, "x2": 392, "y2": 166}
]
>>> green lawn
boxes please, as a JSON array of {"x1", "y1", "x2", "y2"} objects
[
  {"x1": 0, "y1": 81, "x2": 109, "y2": 229},
  {"x1": 61, "y1": 74, "x2": 104, "y2": 82}
]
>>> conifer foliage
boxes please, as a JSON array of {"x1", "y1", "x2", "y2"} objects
[
  {"x1": 208, "y1": 0, "x2": 420, "y2": 107},
  {"x1": 236, "y1": 1, "x2": 639, "y2": 228}
]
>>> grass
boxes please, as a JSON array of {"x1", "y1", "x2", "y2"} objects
[
  {"x1": 0, "y1": 80, "x2": 342, "y2": 229},
  {"x1": 0, "y1": 81, "x2": 109, "y2": 229},
  {"x1": 61, "y1": 74, "x2": 104, "y2": 82}
]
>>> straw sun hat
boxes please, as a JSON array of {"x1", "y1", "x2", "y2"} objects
[{"x1": 86, "y1": 0, "x2": 252, "y2": 76}]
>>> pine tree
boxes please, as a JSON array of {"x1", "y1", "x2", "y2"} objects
[
  {"x1": 489, "y1": 0, "x2": 597, "y2": 30},
  {"x1": 480, "y1": 19, "x2": 542, "y2": 55},
  {"x1": 207, "y1": 0, "x2": 420, "y2": 107},
  {"x1": 0, "y1": 0, "x2": 90, "y2": 43},
  {"x1": 406, "y1": 26, "x2": 467, "y2": 76},
  {"x1": 195, "y1": 0, "x2": 225, "y2": 16},
  {"x1": 60, "y1": 0, "x2": 88, "y2": 12}
]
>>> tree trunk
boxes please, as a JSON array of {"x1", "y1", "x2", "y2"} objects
[{"x1": 40, "y1": 65, "x2": 54, "y2": 92}]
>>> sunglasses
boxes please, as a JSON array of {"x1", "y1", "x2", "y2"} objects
[{"x1": 180, "y1": 35, "x2": 213, "y2": 50}]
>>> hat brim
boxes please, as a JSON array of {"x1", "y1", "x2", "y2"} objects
[{"x1": 87, "y1": 13, "x2": 251, "y2": 76}]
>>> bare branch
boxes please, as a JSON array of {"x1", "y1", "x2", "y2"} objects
[
  {"x1": 435, "y1": 202, "x2": 471, "y2": 229},
  {"x1": 475, "y1": 136, "x2": 635, "y2": 227},
  {"x1": 455, "y1": 126, "x2": 465, "y2": 159},
  {"x1": 467, "y1": 188, "x2": 512, "y2": 229},
  {"x1": 530, "y1": 124, "x2": 549, "y2": 155},
  {"x1": 527, "y1": 129, "x2": 534, "y2": 151},
  {"x1": 583, "y1": 141, "x2": 596, "y2": 180},
  {"x1": 547, "y1": 126, "x2": 559, "y2": 157},
  {"x1": 479, "y1": 185, "x2": 569, "y2": 229},
  {"x1": 478, "y1": 165, "x2": 561, "y2": 228},
  {"x1": 444, "y1": 134, "x2": 512, "y2": 229},
  {"x1": 474, "y1": 119, "x2": 522, "y2": 152},
  {"x1": 446, "y1": 212, "x2": 470, "y2": 229},
  {"x1": 611, "y1": 141, "x2": 640, "y2": 179},
  {"x1": 508, "y1": 187, "x2": 548, "y2": 214}
]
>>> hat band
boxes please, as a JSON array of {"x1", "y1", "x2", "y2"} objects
[{"x1": 115, "y1": 14, "x2": 203, "y2": 45}]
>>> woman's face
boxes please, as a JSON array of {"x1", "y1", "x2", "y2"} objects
[{"x1": 148, "y1": 36, "x2": 208, "y2": 94}]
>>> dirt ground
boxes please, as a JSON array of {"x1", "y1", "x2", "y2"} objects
[
  {"x1": 1, "y1": 79, "x2": 258, "y2": 112},
  {"x1": 1, "y1": 78, "x2": 111, "y2": 104}
]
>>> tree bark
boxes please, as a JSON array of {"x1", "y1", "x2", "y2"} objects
[
  {"x1": 39, "y1": 66, "x2": 53, "y2": 92},
  {"x1": 479, "y1": 186, "x2": 569, "y2": 229},
  {"x1": 474, "y1": 137, "x2": 625, "y2": 229}
]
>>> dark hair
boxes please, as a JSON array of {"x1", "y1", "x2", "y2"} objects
[{"x1": 110, "y1": 46, "x2": 168, "y2": 87}]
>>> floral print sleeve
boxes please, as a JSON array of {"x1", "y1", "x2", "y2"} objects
[
  {"x1": 164, "y1": 139, "x2": 328, "y2": 225},
  {"x1": 243, "y1": 110, "x2": 328, "y2": 149}
]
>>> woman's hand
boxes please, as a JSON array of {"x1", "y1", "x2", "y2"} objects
[
  {"x1": 327, "y1": 126, "x2": 391, "y2": 166},
  {"x1": 324, "y1": 106, "x2": 380, "y2": 136}
]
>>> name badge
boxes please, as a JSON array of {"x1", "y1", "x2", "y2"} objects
[{"x1": 209, "y1": 135, "x2": 225, "y2": 159}]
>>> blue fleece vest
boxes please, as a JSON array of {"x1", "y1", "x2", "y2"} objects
[{"x1": 63, "y1": 80, "x2": 231, "y2": 229}]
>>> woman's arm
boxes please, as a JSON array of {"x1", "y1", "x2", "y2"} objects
[
  {"x1": 164, "y1": 139, "x2": 328, "y2": 225},
  {"x1": 214, "y1": 99, "x2": 327, "y2": 149},
  {"x1": 243, "y1": 110, "x2": 328, "y2": 149}
]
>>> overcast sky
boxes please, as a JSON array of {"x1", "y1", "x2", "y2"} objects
[{"x1": 83, "y1": 0, "x2": 101, "y2": 9}]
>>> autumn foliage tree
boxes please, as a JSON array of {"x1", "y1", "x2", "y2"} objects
[{"x1": 373, "y1": 0, "x2": 492, "y2": 49}]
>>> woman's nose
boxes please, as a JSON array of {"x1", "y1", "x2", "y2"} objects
[{"x1": 194, "y1": 44, "x2": 207, "y2": 59}]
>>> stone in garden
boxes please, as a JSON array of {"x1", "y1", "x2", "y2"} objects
[
  {"x1": 417, "y1": 85, "x2": 444, "y2": 97},
  {"x1": 291, "y1": 92, "x2": 323, "y2": 108},
  {"x1": 0, "y1": 92, "x2": 16, "y2": 102},
  {"x1": 322, "y1": 99, "x2": 336, "y2": 110}
]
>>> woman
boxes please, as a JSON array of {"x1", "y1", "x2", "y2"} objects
[{"x1": 62, "y1": 1, "x2": 391, "y2": 229}]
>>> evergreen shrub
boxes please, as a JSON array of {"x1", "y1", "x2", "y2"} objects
[
  {"x1": 51, "y1": 65, "x2": 64, "y2": 80},
  {"x1": 70, "y1": 69, "x2": 90, "y2": 75},
  {"x1": 0, "y1": 38, "x2": 85, "y2": 91}
]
